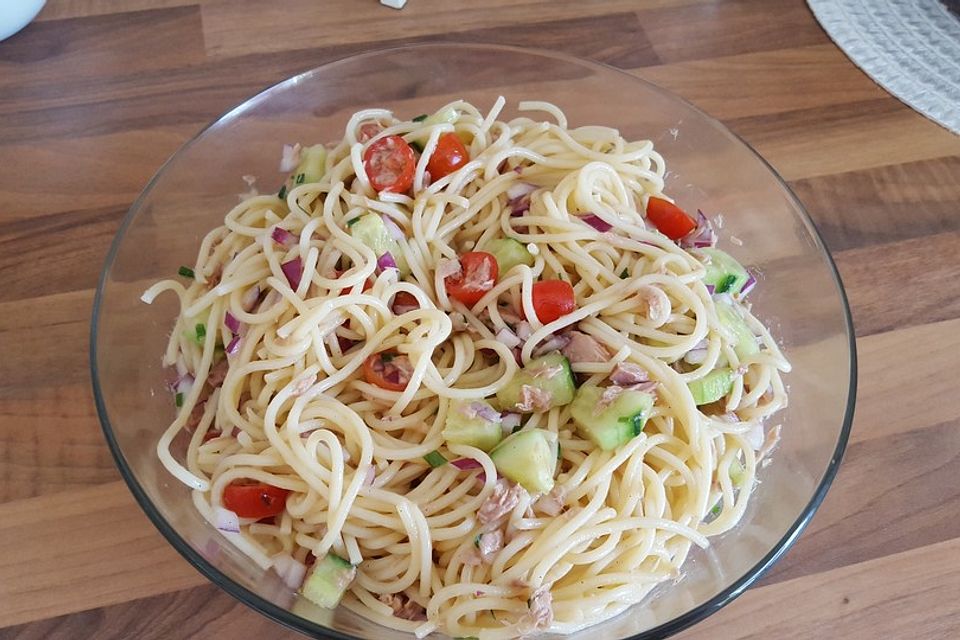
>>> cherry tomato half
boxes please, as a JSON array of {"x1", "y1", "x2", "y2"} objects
[
  {"x1": 532, "y1": 280, "x2": 576, "y2": 324},
  {"x1": 427, "y1": 133, "x2": 469, "y2": 180},
  {"x1": 645, "y1": 196, "x2": 697, "y2": 241},
  {"x1": 363, "y1": 135, "x2": 416, "y2": 193},
  {"x1": 444, "y1": 252, "x2": 499, "y2": 307},
  {"x1": 363, "y1": 351, "x2": 414, "y2": 391},
  {"x1": 222, "y1": 481, "x2": 290, "y2": 519}
]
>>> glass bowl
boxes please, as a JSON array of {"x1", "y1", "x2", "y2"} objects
[{"x1": 91, "y1": 43, "x2": 855, "y2": 640}]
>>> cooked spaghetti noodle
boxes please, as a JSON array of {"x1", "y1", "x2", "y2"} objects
[{"x1": 142, "y1": 98, "x2": 789, "y2": 639}]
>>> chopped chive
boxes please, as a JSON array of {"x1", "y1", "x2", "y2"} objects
[
  {"x1": 620, "y1": 268, "x2": 629, "y2": 279},
  {"x1": 175, "y1": 392, "x2": 184, "y2": 407},
  {"x1": 295, "y1": 173, "x2": 305, "y2": 185},
  {"x1": 278, "y1": 184, "x2": 288, "y2": 199},
  {"x1": 194, "y1": 323, "x2": 206, "y2": 344},
  {"x1": 424, "y1": 450, "x2": 447, "y2": 468},
  {"x1": 412, "y1": 113, "x2": 428, "y2": 122},
  {"x1": 346, "y1": 216, "x2": 361, "y2": 227},
  {"x1": 473, "y1": 534, "x2": 481, "y2": 548},
  {"x1": 716, "y1": 274, "x2": 737, "y2": 294},
  {"x1": 557, "y1": 443, "x2": 562, "y2": 461},
  {"x1": 178, "y1": 265, "x2": 195, "y2": 279},
  {"x1": 710, "y1": 502, "x2": 722, "y2": 516}
]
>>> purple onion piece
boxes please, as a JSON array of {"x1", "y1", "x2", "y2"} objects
[
  {"x1": 226, "y1": 335, "x2": 241, "y2": 356},
  {"x1": 579, "y1": 214, "x2": 613, "y2": 232},
  {"x1": 377, "y1": 252, "x2": 398, "y2": 272},
  {"x1": 451, "y1": 458, "x2": 483, "y2": 471},
  {"x1": 271, "y1": 226, "x2": 296, "y2": 247},
  {"x1": 706, "y1": 284, "x2": 715, "y2": 295},
  {"x1": 224, "y1": 311, "x2": 241, "y2": 334},
  {"x1": 740, "y1": 273, "x2": 757, "y2": 297},
  {"x1": 281, "y1": 257, "x2": 303, "y2": 289}
]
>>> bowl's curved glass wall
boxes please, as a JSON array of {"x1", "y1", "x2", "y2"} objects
[{"x1": 92, "y1": 44, "x2": 854, "y2": 640}]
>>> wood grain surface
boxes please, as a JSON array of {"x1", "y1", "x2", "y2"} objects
[{"x1": 1, "y1": 1, "x2": 958, "y2": 638}]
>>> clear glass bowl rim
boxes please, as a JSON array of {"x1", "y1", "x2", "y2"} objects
[{"x1": 90, "y1": 42, "x2": 857, "y2": 640}]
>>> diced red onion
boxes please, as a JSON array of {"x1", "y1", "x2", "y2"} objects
[
  {"x1": 705, "y1": 284, "x2": 715, "y2": 295},
  {"x1": 496, "y1": 326, "x2": 521, "y2": 349},
  {"x1": 271, "y1": 226, "x2": 296, "y2": 247},
  {"x1": 515, "y1": 321, "x2": 532, "y2": 341},
  {"x1": 225, "y1": 335, "x2": 241, "y2": 356},
  {"x1": 463, "y1": 401, "x2": 501, "y2": 423},
  {"x1": 740, "y1": 273, "x2": 757, "y2": 297},
  {"x1": 451, "y1": 458, "x2": 483, "y2": 471},
  {"x1": 680, "y1": 210, "x2": 717, "y2": 249},
  {"x1": 532, "y1": 333, "x2": 571, "y2": 358},
  {"x1": 506, "y1": 182, "x2": 537, "y2": 201},
  {"x1": 500, "y1": 412, "x2": 521, "y2": 434},
  {"x1": 241, "y1": 285, "x2": 261, "y2": 312},
  {"x1": 214, "y1": 506, "x2": 240, "y2": 533},
  {"x1": 224, "y1": 311, "x2": 241, "y2": 334},
  {"x1": 174, "y1": 374, "x2": 194, "y2": 395},
  {"x1": 279, "y1": 143, "x2": 302, "y2": 173},
  {"x1": 579, "y1": 213, "x2": 612, "y2": 232},
  {"x1": 281, "y1": 257, "x2": 303, "y2": 289},
  {"x1": 381, "y1": 215, "x2": 405, "y2": 241},
  {"x1": 272, "y1": 553, "x2": 308, "y2": 589},
  {"x1": 377, "y1": 252, "x2": 398, "y2": 272}
]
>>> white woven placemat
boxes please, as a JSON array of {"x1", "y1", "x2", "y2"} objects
[{"x1": 808, "y1": 0, "x2": 960, "y2": 134}]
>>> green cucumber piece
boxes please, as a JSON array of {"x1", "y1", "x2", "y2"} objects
[
  {"x1": 715, "y1": 300, "x2": 759, "y2": 359},
  {"x1": 349, "y1": 213, "x2": 409, "y2": 275},
  {"x1": 701, "y1": 248, "x2": 749, "y2": 295},
  {"x1": 295, "y1": 144, "x2": 327, "y2": 184},
  {"x1": 729, "y1": 457, "x2": 745, "y2": 487},
  {"x1": 300, "y1": 553, "x2": 356, "y2": 608},
  {"x1": 687, "y1": 368, "x2": 735, "y2": 405},
  {"x1": 442, "y1": 401, "x2": 503, "y2": 452},
  {"x1": 489, "y1": 428, "x2": 558, "y2": 493},
  {"x1": 569, "y1": 385, "x2": 654, "y2": 451},
  {"x1": 487, "y1": 238, "x2": 534, "y2": 275},
  {"x1": 495, "y1": 352, "x2": 576, "y2": 413}
]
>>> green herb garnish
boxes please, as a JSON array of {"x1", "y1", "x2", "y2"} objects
[
  {"x1": 175, "y1": 392, "x2": 184, "y2": 407},
  {"x1": 178, "y1": 265, "x2": 195, "y2": 279},
  {"x1": 277, "y1": 184, "x2": 288, "y2": 199},
  {"x1": 294, "y1": 173, "x2": 305, "y2": 185},
  {"x1": 620, "y1": 268, "x2": 629, "y2": 279},
  {"x1": 412, "y1": 114, "x2": 428, "y2": 122},
  {"x1": 194, "y1": 323, "x2": 206, "y2": 344},
  {"x1": 346, "y1": 216, "x2": 361, "y2": 227},
  {"x1": 715, "y1": 274, "x2": 738, "y2": 294},
  {"x1": 424, "y1": 451, "x2": 447, "y2": 468}
]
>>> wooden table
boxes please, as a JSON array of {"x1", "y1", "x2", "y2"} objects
[{"x1": 2, "y1": 1, "x2": 959, "y2": 638}]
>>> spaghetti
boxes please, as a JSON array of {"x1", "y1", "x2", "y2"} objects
[{"x1": 142, "y1": 98, "x2": 789, "y2": 639}]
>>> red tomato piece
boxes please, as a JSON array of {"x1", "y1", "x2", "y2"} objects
[
  {"x1": 444, "y1": 252, "x2": 499, "y2": 307},
  {"x1": 363, "y1": 135, "x2": 416, "y2": 193},
  {"x1": 427, "y1": 132, "x2": 469, "y2": 180},
  {"x1": 222, "y1": 481, "x2": 290, "y2": 519},
  {"x1": 532, "y1": 280, "x2": 576, "y2": 324},
  {"x1": 358, "y1": 122, "x2": 382, "y2": 142},
  {"x1": 645, "y1": 196, "x2": 697, "y2": 241},
  {"x1": 392, "y1": 291, "x2": 420, "y2": 314},
  {"x1": 363, "y1": 351, "x2": 414, "y2": 391}
]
